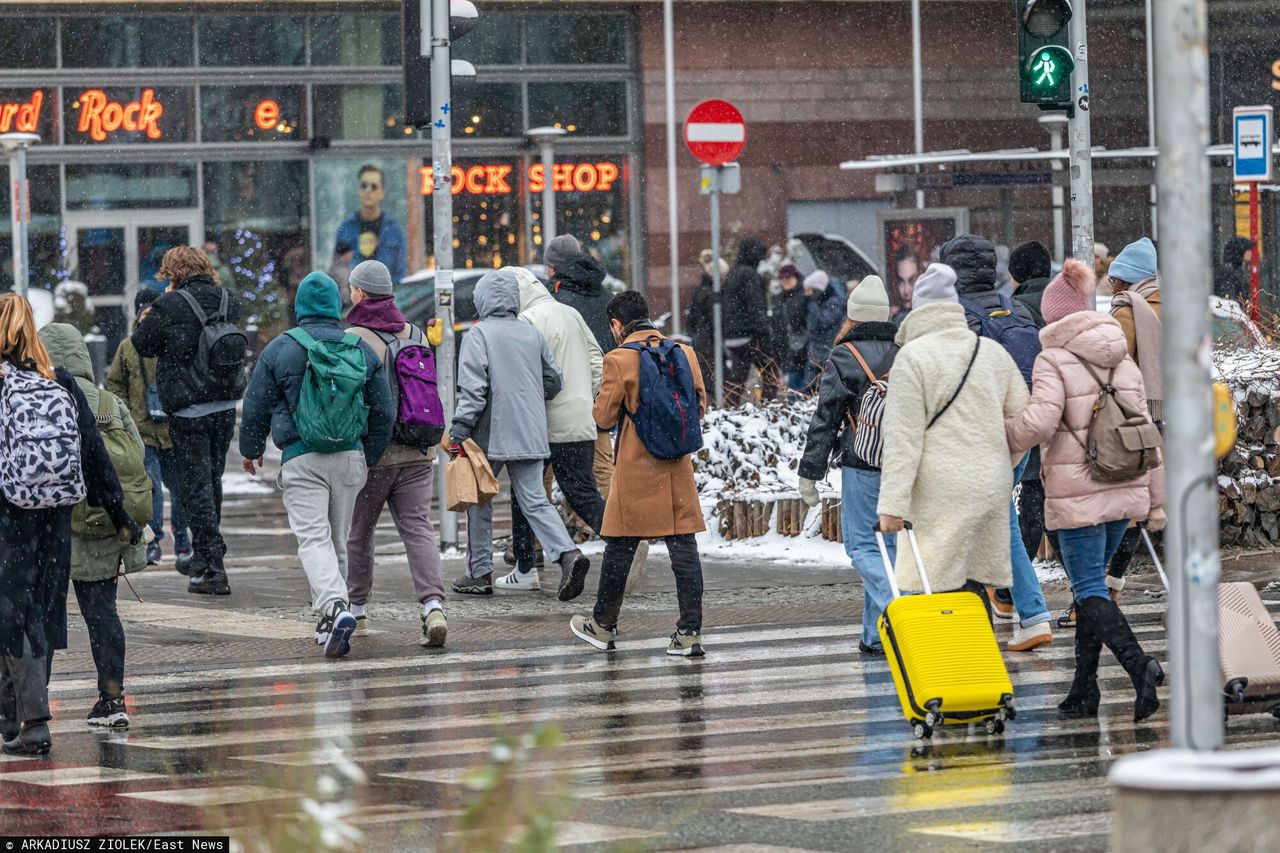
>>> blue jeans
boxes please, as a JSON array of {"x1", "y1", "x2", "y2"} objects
[
  {"x1": 1058, "y1": 519, "x2": 1130, "y2": 602},
  {"x1": 1009, "y1": 453, "x2": 1050, "y2": 628},
  {"x1": 841, "y1": 466, "x2": 896, "y2": 649},
  {"x1": 144, "y1": 445, "x2": 189, "y2": 548}
]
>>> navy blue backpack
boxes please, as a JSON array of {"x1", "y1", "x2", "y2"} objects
[
  {"x1": 959, "y1": 294, "x2": 1041, "y2": 387},
  {"x1": 622, "y1": 336, "x2": 704, "y2": 460}
]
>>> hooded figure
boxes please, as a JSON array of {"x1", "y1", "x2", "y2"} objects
[
  {"x1": 551, "y1": 252, "x2": 614, "y2": 355},
  {"x1": 941, "y1": 234, "x2": 1038, "y2": 331},
  {"x1": 803, "y1": 271, "x2": 849, "y2": 370},
  {"x1": 722, "y1": 238, "x2": 769, "y2": 341},
  {"x1": 1216, "y1": 236, "x2": 1255, "y2": 305}
]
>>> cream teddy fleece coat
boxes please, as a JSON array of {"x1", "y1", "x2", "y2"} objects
[{"x1": 877, "y1": 303, "x2": 1029, "y2": 593}]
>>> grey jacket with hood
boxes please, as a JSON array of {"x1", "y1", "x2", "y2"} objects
[{"x1": 449, "y1": 269, "x2": 564, "y2": 460}]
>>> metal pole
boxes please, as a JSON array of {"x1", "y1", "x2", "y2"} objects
[
  {"x1": 1040, "y1": 116, "x2": 1067, "y2": 265},
  {"x1": 911, "y1": 0, "x2": 924, "y2": 210},
  {"x1": 663, "y1": 0, "x2": 682, "y2": 334},
  {"x1": 7, "y1": 144, "x2": 29, "y2": 299},
  {"x1": 540, "y1": 141, "x2": 556, "y2": 247},
  {"x1": 1068, "y1": 0, "x2": 1094, "y2": 263},
  {"x1": 1154, "y1": 0, "x2": 1222, "y2": 751},
  {"x1": 429, "y1": 0, "x2": 458, "y2": 550},
  {"x1": 1249, "y1": 181, "x2": 1261, "y2": 320},
  {"x1": 710, "y1": 171, "x2": 724, "y2": 408},
  {"x1": 1145, "y1": 0, "x2": 1158, "y2": 236}
]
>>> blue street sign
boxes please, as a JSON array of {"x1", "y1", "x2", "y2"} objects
[{"x1": 1233, "y1": 105, "x2": 1273, "y2": 183}]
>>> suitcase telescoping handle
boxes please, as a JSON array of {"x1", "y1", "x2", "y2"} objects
[
  {"x1": 874, "y1": 520, "x2": 932, "y2": 597},
  {"x1": 1136, "y1": 521, "x2": 1170, "y2": 591}
]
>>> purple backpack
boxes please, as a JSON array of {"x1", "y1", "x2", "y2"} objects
[{"x1": 375, "y1": 326, "x2": 445, "y2": 451}]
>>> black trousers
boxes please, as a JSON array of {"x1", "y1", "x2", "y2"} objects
[
  {"x1": 593, "y1": 534, "x2": 703, "y2": 633},
  {"x1": 1016, "y1": 479, "x2": 1047, "y2": 562},
  {"x1": 512, "y1": 441, "x2": 605, "y2": 567},
  {"x1": 73, "y1": 577, "x2": 125, "y2": 700},
  {"x1": 724, "y1": 342, "x2": 779, "y2": 406},
  {"x1": 169, "y1": 410, "x2": 235, "y2": 575},
  {"x1": 1108, "y1": 527, "x2": 1145, "y2": 580}
]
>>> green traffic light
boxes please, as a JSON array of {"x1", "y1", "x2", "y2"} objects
[{"x1": 1025, "y1": 45, "x2": 1074, "y2": 92}]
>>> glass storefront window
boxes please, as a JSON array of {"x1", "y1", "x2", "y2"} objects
[
  {"x1": 528, "y1": 82, "x2": 628, "y2": 137},
  {"x1": 455, "y1": 84, "x2": 523, "y2": 138},
  {"x1": 0, "y1": 88, "x2": 57, "y2": 143},
  {"x1": 312, "y1": 14, "x2": 400, "y2": 66},
  {"x1": 526, "y1": 15, "x2": 626, "y2": 65},
  {"x1": 201, "y1": 85, "x2": 305, "y2": 142},
  {"x1": 198, "y1": 16, "x2": 305, "y2": 67},
  {"x1": 63, "y1": 86, "x2": 195, "y2": 145},
  {"x1": 530, "y1": 158, "x2": 629, "y2": 281},
  {"x1": 313, "y1": 84, "x2": 411, "y2": 141},
  {"x1": 315, "y1": 157, "x2": 411, "y2": 282},
  {"x1": 65, "y1": 163, "x2": 197, "y2": 211},
  {"x1": 454, "y1": 11, "x2": 522, "y2": 66},
  {"x1": 62, "y1": 16, "x2": 193, "y2": 68},
  {"x1": 0, "y1": 165, "x2": 65, "y2": 293},
  {"x1": 0, "y1": 18, "x2": 54, "y2": 68}
]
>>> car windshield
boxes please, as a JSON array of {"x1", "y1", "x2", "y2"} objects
[
  {"x1": 394, "y1": 280, "x2": 435, "y2": 310},
  {"x1": 1212, "y1": 314, "x2": 1258, "y2": 348}
]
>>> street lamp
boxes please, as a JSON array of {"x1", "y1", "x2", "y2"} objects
[
  {"x1": 1, "y1": 131, "x2": 40, "y2": 300},
  {"x1": 526, "y1": 126, "x2": 567, "y2": 248}
]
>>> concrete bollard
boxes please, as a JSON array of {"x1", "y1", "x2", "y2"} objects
[{"x1": 1110, "y1": 747, "x2": 1280, "y2": 853}]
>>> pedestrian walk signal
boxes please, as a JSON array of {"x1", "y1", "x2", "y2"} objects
[{"x1": 1018, "y1": 1, "x2": 1073, "y2": 111}]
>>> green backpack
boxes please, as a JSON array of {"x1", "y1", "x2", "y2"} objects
[
  {"x1": 72, "y1": 390, "x2": 153, "y2": 537},
  {"x1": 286, "y1": 328, "x2": 370, "y2": 454}
]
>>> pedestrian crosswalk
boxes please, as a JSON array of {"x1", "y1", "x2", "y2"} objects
[{"x1": 8, "y1": 602, "x2": 1280, "y2": 849}]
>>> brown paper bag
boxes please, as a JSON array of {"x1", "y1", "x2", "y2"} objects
[
  {"x1": 445, "y1": 453, "x2": 481, "y2": 512},
  {"x1": 463, "y1": 438, "x2": 500, "y2": 505}
]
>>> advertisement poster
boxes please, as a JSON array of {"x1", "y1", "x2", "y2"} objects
[{"x1": 879, "y1": 208, "x2": 968, "y2": 321}]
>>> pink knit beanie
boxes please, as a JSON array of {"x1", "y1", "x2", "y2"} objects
[{"x1": 1040, "y1": 258, "x2": 1096, "y2": 324}]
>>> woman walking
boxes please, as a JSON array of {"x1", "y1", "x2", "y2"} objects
[{"x1": 1005, "y1": 259, "x2": 1166, "y2": 722}]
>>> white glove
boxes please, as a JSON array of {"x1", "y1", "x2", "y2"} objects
[{"x1": 798, "y1": 477, "x2": 820, "y2": 507}]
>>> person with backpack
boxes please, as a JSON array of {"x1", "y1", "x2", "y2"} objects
[
  {"x1": 343, "y1": 261, "x2": 448, "y2": 647},
  {"x1": 41, "y1": 323, "x2": 150, "y2": 730},
  {"x1": 447, "y1": 269, "x2": 589, "y2": 599},
  {"x1": 942, "y1": 234, "x2": 1054, "y2": 650},
  {"x1": 1005, "y1": 259, "x2": 1166, "y2": 722},
  {"x1": 875, "y1": 264, "x2": 1028, "y2": 616},
  {"x1": 239, "y1": 271, "x2": 395, "y2": 659},
  {"x1": 797, "y1": 275, "x2": 898, "y2": 654},
  {"x1": 131, "y1": 246, "x2": 247, "y2": 596},
  {"x1": 0, "y1": 295, "x2": 140, "y2": 755},
  {"x1": 569, "y1": 292, "x2": 709, "y2": 656},
  {"x1": 108, "y1": 288, "x2": 191, "y2": 571}
]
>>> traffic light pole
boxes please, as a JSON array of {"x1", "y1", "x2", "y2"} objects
[
  {"x1": 429, "y1": 0, "x2": 459, "y2": 551},
  {"x1": 1154, "y1": 0, "x2": 1223, "y2": 752},
  {"x1": 1067, "y1": 0, "x2": 1094, "y2": 265}
]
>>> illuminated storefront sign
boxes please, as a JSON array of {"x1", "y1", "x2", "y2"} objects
[
  {"x1": 76, "y1": 88, "x2": 164, "y2": 141},
  {"x1": 254, "y1": 99, "x2": 281, "y2": 130},
  {"x1": 0, "y1": 91, "x2": 43, "y2": 134},
  {"x1": 419, "y1": 161, "x2": 622, "y2": 196}
]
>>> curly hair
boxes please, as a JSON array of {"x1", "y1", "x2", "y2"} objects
[
  {"x1": 156, "y1": 245, "x2": 218, "y2": 286},
  {"x1": 0, "y1": 293, "x2": 55, "y2": 379}
]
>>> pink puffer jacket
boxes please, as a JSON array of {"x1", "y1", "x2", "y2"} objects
[{"x1": 1005, "y1": 311, "x2": 1164, "y2": 531}]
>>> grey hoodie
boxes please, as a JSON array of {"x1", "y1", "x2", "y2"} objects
[{"x1": 450, "y1": 268, "x2": 563, "y2": 460}]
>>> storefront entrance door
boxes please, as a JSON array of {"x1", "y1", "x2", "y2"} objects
[{"x1": 63, "y1": 212, "x2": 202, "y2": 356}]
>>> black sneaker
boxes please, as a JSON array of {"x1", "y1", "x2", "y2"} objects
[
  {"x1": 174, "y1": 547, "x2": 194, "y2": 577},
  {"x1": 315, "y1": 601, "x2": 356, "y2": 660},
  {"x1": 87, "y1": 696, "x2": 128, "y2": 729},
  {"x1": 451, "y1": 574, "x2": 492, "y2": 595},
  {"x1": 858, "y1": 641, "x2": 884, "y2": 656},
  {"x1": 556, "y1": 549, "x2": 591, "y2": 602},
  {"x1": 189, "y1": 570, "x2": 231, "y2": 596},
  {"x1": 1, "y1": 722, "x2": 51, "y2": 755},
  {"x1": 145, "y1": 541, "x2": 162, "y2": 565}
]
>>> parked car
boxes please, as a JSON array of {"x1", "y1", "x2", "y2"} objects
[
  {"x1": 396, "y1": 266, "x2": 550, "y2": 333},
  {"x1": 788, "y1": 232, "x2": 879, "y2": 284}
]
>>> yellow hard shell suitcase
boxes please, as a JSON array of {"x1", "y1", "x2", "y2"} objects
[{"x1": 875, "y1": 523, "x2": 1016, "y2": 739}]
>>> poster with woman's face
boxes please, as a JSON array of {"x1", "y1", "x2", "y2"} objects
[{"x1": 881, "y1": 211, "x2": 965, "y2": 316}]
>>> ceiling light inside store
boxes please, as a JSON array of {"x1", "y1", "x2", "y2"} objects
[{"x1": 471, "y1": 115, "x2": 481, "y2": 123}]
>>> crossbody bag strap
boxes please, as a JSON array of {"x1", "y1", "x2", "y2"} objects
[{"x1": 928, "y1": 338, "x2": 980, "y2": 429}]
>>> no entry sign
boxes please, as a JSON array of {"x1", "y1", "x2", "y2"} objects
[{"x1": 684, "y1": 99, "x2": 746, "y2": 166}]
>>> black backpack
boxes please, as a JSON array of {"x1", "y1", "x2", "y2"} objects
[{"x1": 177, "y1": 289, "x2": 248, "y2": 402}]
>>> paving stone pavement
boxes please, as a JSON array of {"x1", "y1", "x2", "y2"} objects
[{"x1": 7, "y1": 485, "x2": 1280, "y2": 850}]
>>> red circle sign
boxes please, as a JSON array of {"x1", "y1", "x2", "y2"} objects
[{"x1": 684, "y1": 99, "x2": 746, "y2": 166}]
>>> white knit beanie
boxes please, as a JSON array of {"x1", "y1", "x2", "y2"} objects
[
  {"x1": 912, "y1": 263, "x2": 959, "y2": 308},
  {"x1": 846, "y1": 275, "x2": 890, "y2": 323}
]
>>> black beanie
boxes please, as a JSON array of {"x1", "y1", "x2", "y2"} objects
[
  {"x1": 134, "y1": 287, "x2": 161, "y2": 315},
  {"x1": 1008, "y1": 241, "x2": 1052, "y2": 283}
]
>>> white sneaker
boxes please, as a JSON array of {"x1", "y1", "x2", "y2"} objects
[
  {"x1": 495, "y1": 568, "x2": 540, "y2": 591},
  {"x1": 1007, "y1": 621, "x2": 1053, "y2": 652},
  {"x1": 623, "y1": 540, "x2": 650, "y2": 596}
]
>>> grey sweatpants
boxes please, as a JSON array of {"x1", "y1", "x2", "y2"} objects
[
  {"x1": 467, "y1": 458, "x2": 575, "y2": 579},
  {"x1": 346, "y1": 463, "x2": 445, "y2": 605},
  {"x1": 280, "y1": 451, "x2": 368, "y2": 614}
]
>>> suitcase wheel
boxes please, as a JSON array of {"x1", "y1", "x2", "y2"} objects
[
  {"x1": 912, "y1": 720, "x2": 933, "y2": 740},
  {"x1": 984, "y1": 717, "x2": 1006, "y2": 736}
]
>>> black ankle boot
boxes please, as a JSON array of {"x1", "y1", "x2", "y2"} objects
[
  {"x1": 2, "y1": 721, "x2": 51, "y2": 755},
  {"x1": 1078, "y1": 596, "x2": 1164, "y2": 722},
  {"x1": 1058, "y1": 603, "x2": 1102, "y2": 717}
]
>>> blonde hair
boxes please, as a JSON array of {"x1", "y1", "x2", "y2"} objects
[
  {"x1": 0, "y1": 293, "x2": 55, "y2": 380},
  {"x1": 157, "y1": 245, "x2": 218, "y2": 286}
]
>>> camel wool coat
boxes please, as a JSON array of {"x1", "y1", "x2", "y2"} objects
[
  {"x1": 594, "y1": 328, "x2": 708, "y2": 538},
  {"x1": 877, "y1": 303, "x2": 1028, "y2": 593}
]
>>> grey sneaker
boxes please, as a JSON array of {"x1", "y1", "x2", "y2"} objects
[
  {"x1": 557, "y1": 549, "x2": 591, "y2": 602},
  {"x1": 570, "y1": 615, "x2": 617, "y2": 651},
  {"x1": 421, "y1": 610, "x2": 447, "y2": 648},
  {"x1": 667, "y1": 630, "x2": 705, "y2": 658}
]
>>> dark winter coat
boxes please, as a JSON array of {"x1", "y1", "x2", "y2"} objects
[
  {"x1": 799, "y1": 322, "x2": 898, "y2": 477},
  {"x1": 686, "y1": 273, "x2": 716, "y2": 355},
  {"x1": 721, "y1": 238, "x2": 769, "y2": 342},
  {"x1": 769, "y1": 286, "x2": 809, "y2": 372},
  {"x1": 941, "y1": 235, "x2": 1037, "y2": 331},
  {"x1": 130, "y1": 274, "x2": 245, "y2": 414},
  {"x1": 1215, "y1": 237, "x2": 1254, "y2": 304},
  {"x1": 552, "y1": 253, "x2": 614, "y2": 354},
  {"x1": 1013, "y1": 276, "x2": 1051, "y2": 327},
  {"x1": 806, "y1": 279, "x2": 848, "y2": 369},
  {"x1": 106, "y1": 338, "x2": 170, "y2": 450},
  {"x1": 239, "y1": 279, "x2": 395, "y2": 469},
  {"x1": 0, "y1": 364, "x2": 124, "y2": 659}
]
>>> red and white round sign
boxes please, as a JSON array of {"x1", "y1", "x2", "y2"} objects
[{"x1": 684, "y1": 99, "x2": 746, "y2": 166}]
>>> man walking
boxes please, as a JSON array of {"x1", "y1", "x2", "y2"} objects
[
  {"x1": 447, "y1": 269, "x2": 589, "y2": 599},
  {"x1": 343, "y1": 260, "x2": 449, "y2": 647},
  {"x1": 239, "y1": 271, "x2": 394, "y2": 659},
  {"x1": 569, "y1": 292, "x2": 709, "y2": 656},
  {"x1": 132, "y1": 247, "x2": 246, "y2": 596}
]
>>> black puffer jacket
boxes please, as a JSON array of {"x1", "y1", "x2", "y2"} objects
[
  {"x1": 1013, "y1": 276, "x2": 1051, "y2": 327},
  {"x1": 551, "y1": 252, "x2": 614, "y2": 353},
  {"x1": 131, "y1": 274, "x2": 244, "y2": 413},
  {"x1": 1215, "y1": 237, "x2": 1254, "y2": 304},
  {"x1": 721, "y1": 238, "x2": 769, "y2": 342},
  {"x1": 941, "y1": 235, "x2": 1037, "y2": 331},
  {"x1": 768, "y1": 286, "x2": 808, "y2": 372},
  {"x1": 799, "y1": 322, "x2": 898, "y2": 477}
]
